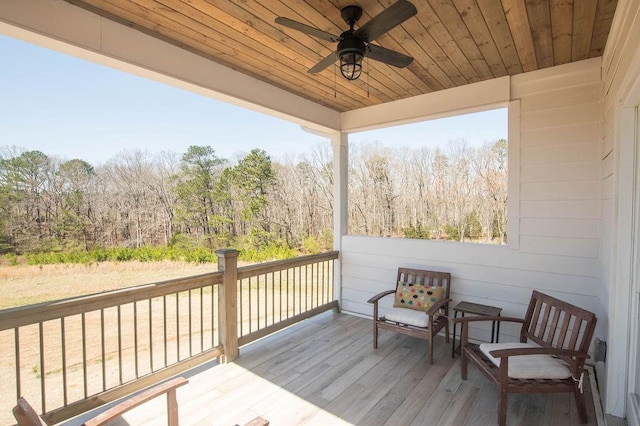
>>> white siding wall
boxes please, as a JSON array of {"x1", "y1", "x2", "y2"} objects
[{"x1": 340, "y1": 58, "x2": 603, "y2": 346}]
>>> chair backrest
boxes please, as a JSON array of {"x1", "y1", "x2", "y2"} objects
[
  {"x1": 521, "y1": 290, "x2": 597, "y2": 369},
  {"x1": 396, "y1": 268, "x2": 451, "y2": 313}
]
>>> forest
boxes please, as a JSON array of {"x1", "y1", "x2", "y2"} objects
[{"x1": 0, "y1": 138, "x2": 507, "y2": 262}]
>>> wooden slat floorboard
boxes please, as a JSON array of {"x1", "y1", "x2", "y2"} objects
[{"x1": 110, "y1": 311, "x2": 601, "y2": 426}]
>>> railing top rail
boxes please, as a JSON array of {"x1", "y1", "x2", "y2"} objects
[
  {"x1": 237, "y1": 251, "x2": 339, "y2": 279},
  {"x1": 0, "y1": 250, "x2": 339, "y2": 331},
  {"x1": 0, "y1": 271, "x2": 223, "y2": 331}
]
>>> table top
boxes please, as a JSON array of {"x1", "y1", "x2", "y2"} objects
[{"x1": 453, "y1": 301, "x2": 502, "y2": 316}]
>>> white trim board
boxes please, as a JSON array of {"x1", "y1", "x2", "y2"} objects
[{"x1": 606, "y1": 9, "x2": 640, "y2": 416}]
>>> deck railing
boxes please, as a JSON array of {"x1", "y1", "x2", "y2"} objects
[
  {"x1": 0, "y1": 250, "x2": 338, "y2": 425},
  {"x1": 236, "y1": 251, "x2": 338, "y2": 346}
]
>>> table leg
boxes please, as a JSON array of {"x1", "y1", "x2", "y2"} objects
[{"x1": 452, "y1": 311, "x2": 458, "y2": 358}]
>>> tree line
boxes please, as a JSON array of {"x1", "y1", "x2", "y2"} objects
[
  {"x1": 0, "y1": 138, "x2": 507, "y2": 261},
  {"x1": 349, "y1": 139, "x2": 507, "y2": 243}
]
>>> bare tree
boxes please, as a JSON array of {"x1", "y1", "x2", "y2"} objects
[
  {"x1": 347, "y1": 139, "x2": 506, "y2": 243},
  {"x1": 473, "y1": 139, "x2": 508, "y2": 243}
]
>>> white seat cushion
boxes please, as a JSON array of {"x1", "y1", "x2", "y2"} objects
[
  {"x1": 384, "y1": 307, "x2": 428, "y2": 328},
  {"x1": 479, "y1": 342, "x2": 571, "y2": 379}
]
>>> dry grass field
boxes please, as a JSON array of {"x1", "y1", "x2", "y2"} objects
[{"x1": 0, "y1": 261, "x2": 219, "y2": 309}]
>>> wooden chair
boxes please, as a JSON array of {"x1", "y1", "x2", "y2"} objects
[
  {"x1": 13, "y1": 376, "x2": 188, "y2": 426},
  {"x1": 455, "y1": 290, "x2": 597, "y2": 426},
  {"x1": 367, "y1": 268, "x2": 452, "y2": 363}
]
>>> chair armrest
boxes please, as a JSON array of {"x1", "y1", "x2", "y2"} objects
[
  {"x1": 83, "y1": 377, "x2": 188, "y2": 426},
  {"x1": 489, "y1": 346, "x2": 590, "y2": 360},
  {"x1": 425, "y1": 297, "x2": 452, "y2": 316},
  {"x1": 367, "y1": 290, "x2": 396, "y2": 304},
  {"x1": 456, "y1": 316, "x2": 525, "y2": 347},
  {"x1": 453, "y1": 316, "x2": 525, "y2": 325},
  {"x1": 13, "y1": 397, "x2": 47, "y2": 426}
]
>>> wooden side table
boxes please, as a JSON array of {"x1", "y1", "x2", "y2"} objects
[{"x1": 452, "y1": 301, "x2": 502, "y2": 357}]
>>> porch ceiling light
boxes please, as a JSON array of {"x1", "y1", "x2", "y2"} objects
[{"x1": 337, "y1": 36, "x2": 364, "y2": 81}]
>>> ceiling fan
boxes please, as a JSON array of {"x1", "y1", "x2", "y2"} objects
[{"x1": 275, "y1": 0, "x2": 417, "y2": 81}]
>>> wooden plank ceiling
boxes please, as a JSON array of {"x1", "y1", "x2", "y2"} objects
[{"x1": 64, "y1": 0, "x2": 618, "y2": 113}]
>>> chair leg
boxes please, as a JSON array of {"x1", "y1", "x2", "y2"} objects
[
  {"x1": 574, "y1": 384, "x2": 588, "y2": 423},
  {"x1": 372, "y1": 303, "x2": 379, "y2": 349},
  {"x1": 460, "y1": 352, "x2": 467, "y2": 379},
  {"x1": 497, "y1": 361, "x2": 509, "y2": 426},
  {"x1": 428, "y1": 334, "x2": 434, "y2": 364},
  {"x1": 498, "y1": 386, "x2": 508, "y2": 426},
  {"x1": 445, "y1": 321, "x2": 450, "y2": 343},
  {"x1": 373, "y1": 321, "x2": 378, "y2": 349},
  {"x1": 460, "y1": 323, "x2": 468, "y2": 380}
]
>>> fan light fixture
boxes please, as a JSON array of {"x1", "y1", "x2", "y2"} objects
[
  {"x1": 338, "y1": 37, "x2": 365, "y2": 80},
  {"x1": 339, "y1": 51, "x2": 363, "y2": 80}
]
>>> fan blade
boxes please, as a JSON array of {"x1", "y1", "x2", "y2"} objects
[
  {"x1": 275, "y1": 17, "x2": 341, "y2": 42},
  {"x1": 353, "y1": 0, "x2": 417, "y2": 43},
  {"x1": 308, "y1": 52, "x2": 338, "y2": 73},
  {"x1": 366, "y1": 44, "x2": 414, "y2": 68}
]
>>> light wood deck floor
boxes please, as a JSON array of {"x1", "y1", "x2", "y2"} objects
[{"x1": 98, "y1": 311, "x2": 601, "y2": 426}]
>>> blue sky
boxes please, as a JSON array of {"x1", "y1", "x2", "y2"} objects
[{"x1": 0, "y1": 34, "x2": 507, "y2": 166}]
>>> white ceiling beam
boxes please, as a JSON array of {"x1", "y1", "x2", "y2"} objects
[{"x1": 340, "y1": 76, "x2": 510, "y2": 133}]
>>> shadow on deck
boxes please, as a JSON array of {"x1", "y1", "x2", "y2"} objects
[{"x1": 87, "y1": 311, "x2": 602, "y2": 426}]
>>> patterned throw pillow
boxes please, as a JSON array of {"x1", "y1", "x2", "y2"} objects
[{"x1": 393, "y1": 282, "x2": 444, "y2": 312}]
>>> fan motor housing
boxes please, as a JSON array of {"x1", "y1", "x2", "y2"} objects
[{"x1": 337, "y1": 31, "x2": 366, "y2": 57}]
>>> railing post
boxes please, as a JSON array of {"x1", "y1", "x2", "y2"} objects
[
  {"x1": 216, "y1": 249, "x2": 239, "y2": 362},
  {"x1": 332, "y1": 132, "x2": 347, "y2": 310}
]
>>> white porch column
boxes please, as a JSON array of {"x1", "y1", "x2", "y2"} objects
[{"x1": 332, "y1": 132, "x2": 348, "y2": 310}]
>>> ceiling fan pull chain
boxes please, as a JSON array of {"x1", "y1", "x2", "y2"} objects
[
  {"x1": 334, "y1": 63, "x2": 337, "y2": 98},
  {"x1": 367, "y1": 57, "x2": 370, "y2": 98}
]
